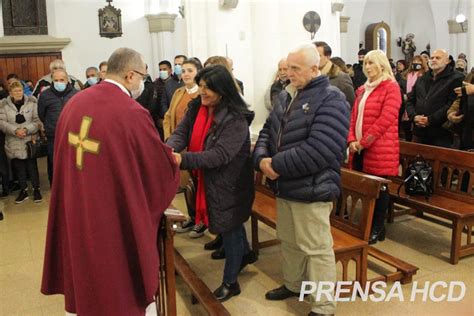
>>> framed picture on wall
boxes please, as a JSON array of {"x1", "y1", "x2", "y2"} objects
[{"x1": 98, "y1": 0, "x2": 122, "y2": 39}]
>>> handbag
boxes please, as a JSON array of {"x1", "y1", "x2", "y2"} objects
[
  {"x1": 397, "y1": 155, "x2": 433, "y2": 198},
  {"x1": 26, "y1": 131, "x2": 48, "y2": 159}
]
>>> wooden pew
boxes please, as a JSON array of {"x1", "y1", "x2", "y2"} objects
[
  {"x1": 167, "y1": 202, "x2": 231, "y2": 316},
  {"x1": 157, "y1": 211, "x2": 186, "y2": 316},
  {"x1": 174, "y1": 250, "x2": 230, "y2": 316},
  {"x1": 251, "y1": 168, "x2": 418, "y2": 288},
  {"x1": 387, "y1": 141, "x2": 474, "y2": 264}
]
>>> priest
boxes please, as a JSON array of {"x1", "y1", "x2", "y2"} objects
[{"x1": 41, "y1": 47, "x2": 180, "y2": 316}]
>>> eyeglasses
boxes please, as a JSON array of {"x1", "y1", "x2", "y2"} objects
[{"x1": 132, "y1": 70, "x2": 147, "y2": 80}]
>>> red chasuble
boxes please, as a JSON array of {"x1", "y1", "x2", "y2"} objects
[{"x1": 41, "y1": 81, "x2": 180, "y2": 316}]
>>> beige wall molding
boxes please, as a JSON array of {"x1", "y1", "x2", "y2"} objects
[
  {"x1": 447, "y1": 19, "x2": 468, "y2": 33},
  {"x1": 340, "y1": 16, "x2": 350, "y2": 33},
  {"x1": 0, "y1": 35, "x2": 71, "y2": 54},
  {"x1": 145, "y1": 13, "x2": 178, "y2": 33}
]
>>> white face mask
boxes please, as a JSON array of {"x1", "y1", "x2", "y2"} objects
[{"x1": 131, "y1": 79, "x2": 145, "y2": 99}]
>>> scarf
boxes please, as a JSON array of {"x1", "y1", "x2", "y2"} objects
[
  {"x1": 406, "y1": 72, "x2": 420, "y2": 94},
  {"x1": 355, "y1": 76, "x2": 384, "y2": 141},
  {"x1": 188, "y1": 106, "x2": 215, "y2": 226}
]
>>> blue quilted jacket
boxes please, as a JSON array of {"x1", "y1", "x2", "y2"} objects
[{"x1": 253, "y1": 76, "x2": 350, "y2": 202}]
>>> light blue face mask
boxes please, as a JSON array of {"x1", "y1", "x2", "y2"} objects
[
  {"x1": 54, "y1": 82, "x2": 67, "y2": 92},
  {"x1": 87, "y1": 77, "x2": 98, "y2": 86},
  {"x1": 159, "y1": 70, "x2": 169, "y2": 80},
  {"x1": 174, "y1": 64, "x2": 182, "y2": 76}
]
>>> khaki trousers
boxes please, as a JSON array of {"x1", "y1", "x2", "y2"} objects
[{"x1": 276, "y1": 198, "x2": 336, "y2": 314}]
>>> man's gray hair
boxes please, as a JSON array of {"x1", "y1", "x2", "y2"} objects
[
  {"x1": 50, "y1": 59, "x2": 66, "y2": 71},
  {"x1": 107, "y1": 48, "x2": 144, "y2": 76},
  {"x1": 289, "y1": 43, "x2": 320, "y2": 67},
  {"x1": 86, "y1": 66, "x2": 99, "y2": 73}
]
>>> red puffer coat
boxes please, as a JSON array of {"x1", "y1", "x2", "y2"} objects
[{"x1": 347, "y1": 79, "x2": 401, "y2": 176}]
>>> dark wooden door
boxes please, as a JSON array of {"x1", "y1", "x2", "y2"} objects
[{"x1": 0, "y1": 52, "x2": 62, "y2": 86}]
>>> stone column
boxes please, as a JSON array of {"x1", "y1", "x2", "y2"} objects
[
  {"x1": 145, "y1": 13, "x2": 178, "y2": 77},
  {"x1": 331, "y1": 0, "x2": 344, "y2": 56}
]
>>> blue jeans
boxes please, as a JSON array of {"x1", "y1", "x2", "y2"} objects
[{"x1": 222, "y1": 225, "x2": 250, "y2": 284}]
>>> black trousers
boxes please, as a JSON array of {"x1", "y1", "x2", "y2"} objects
[
  {"x1": 352, "y1": 151, "x2": 390, "y2": 230},
  {"x1": 11, "y1": 158, "x2": 40, "y2": 190},
  {"x1": 47, "y1": 138, "x2": 54, "y2": 186}
]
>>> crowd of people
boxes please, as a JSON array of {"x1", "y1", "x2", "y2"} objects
[{"x1": 0, "y1": 43, "x2": 472, "y2": 315}]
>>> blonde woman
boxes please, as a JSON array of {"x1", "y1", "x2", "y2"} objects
[{"x1": 347, "y1": 50, "x2": 401, "y2": 244}]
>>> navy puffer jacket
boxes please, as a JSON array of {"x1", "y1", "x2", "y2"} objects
[{"x1": 253, "y1": 76, "x2": 350, "y2": 202}]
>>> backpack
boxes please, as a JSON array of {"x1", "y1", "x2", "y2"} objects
[{"x1": 397, "y1": 155, "x2": 434, "y2": 197}]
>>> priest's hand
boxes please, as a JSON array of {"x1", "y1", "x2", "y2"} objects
[{"x1": 172, "y1": 152, "x2": 182, "y2": 167}]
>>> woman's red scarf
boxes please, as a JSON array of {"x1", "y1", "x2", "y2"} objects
[{"x1": 188, "y1": 106, "x2": 215, "y2": 226}]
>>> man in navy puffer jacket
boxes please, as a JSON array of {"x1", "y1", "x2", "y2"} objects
[{"x1": 253, "y1": 44, "x2": 350, "y2": 316}]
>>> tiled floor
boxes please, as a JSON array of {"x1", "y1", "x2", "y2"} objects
[{"x1": 0, "y1": 158, "x2": 473, "y2": 315}]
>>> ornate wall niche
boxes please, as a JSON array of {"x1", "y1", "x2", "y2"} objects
[
  {"x1": 365, "y1": 21, "x2": 391, "y2": 58},
  {"x1": 2, "y1": 0, "x2": 48, "y2": 35}
]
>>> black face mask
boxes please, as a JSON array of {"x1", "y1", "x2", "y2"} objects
[
  {"x1": 456, "y1": 67, "x2": 465, "y2": 72},
  {"x1": 359, "y1": 60, "x2": 364, "y2": 65},
  {"x1": 412, "y1": 64, "x2": 422, "y2": 71},
  {"x1": 15, "y1": 113, "x2": 26, "y2": 124}
]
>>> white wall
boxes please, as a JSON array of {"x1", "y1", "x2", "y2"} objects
[
  {"x1": 341, "y1": 0, "x2": 471, "y2": 67},
  {"x1": 249, "y1": 0, "x2": 341, "y2": 131},
  {"x1": 184, "y1": 0, "x2": 340, "y2": 132},
  {"x1": 45, "y1": 0, "x2": 153, "y2": 81}
]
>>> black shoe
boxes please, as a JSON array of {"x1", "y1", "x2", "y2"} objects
[
  {"x1": 265, "y1": 285, "x2": 299, "y2": 301},
  {"x1": 211, "y1": 247, "x2": 226, "y2": 260},
  {"x1": 176, "y1": 218, "x2": 194, "y2": 233},
  {"x1": 239, "y1": 250, "x2": 258, "y2": 272},
  {"x1": 368, "y1": 227, "x2": 386, "y2": 245},
  {"x1": 204, "y1": 234, "x2": 223, "y2": 250},
  {"x1": 188, "y1": 223, "x2": 207, "y2": 238},
  {"x1": 0, "y1": 190, "x2": 9, "y2": 198},
  {"x1": 15, "y1": 190, "x2": 28, "y2": 204},
  {"x1": 33, "y1": 189, "x2": 42, "y2": 203},
  {"x1": 0, "y1": 211, "x2": 3, "y2": 221},
  {"x1": 308, "y1": 312, "x2": 334, "y2": 316},
  {"x1": 213, "y1": 282, "x2": 241, "y2": 302}
]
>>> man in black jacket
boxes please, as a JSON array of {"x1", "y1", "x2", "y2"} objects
[
  {"x1": 160, "y1": 55, "x2": 187, "y2": 117},
  {"x1": 253, "y1": 44, "x2": 350, "y2": 316},
  {"x1": 38, "y1": 69, "x2": 78, "y2": 184},
  {"x1": 352, "y1": 48, "x2": 367, "y2": 90},
  {"x1": 406, "y1": 49, "x2": 464, "y2": 147},
  {"x1": 136, "y1": 65, "x2": 159, "y2": 131}
]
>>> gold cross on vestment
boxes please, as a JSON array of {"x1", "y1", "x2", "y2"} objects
[{"x1": 68, "y1": 116, "x2": 101, "y2": 170}]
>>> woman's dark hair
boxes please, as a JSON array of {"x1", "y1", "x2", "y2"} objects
[
  {"x1": 183, "y1": 57, "x2": 203, "y2": 72},
  {"x1": 195, "y1": 65, "x2": 248, "y2": 114}
]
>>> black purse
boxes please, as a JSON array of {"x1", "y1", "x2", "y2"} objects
[
  {"x1": 26, "y1": 131, "x2": 48, "y2": 159},
  {"x1": 397, "y1": 155, "x2": 433, "y2": 198}
]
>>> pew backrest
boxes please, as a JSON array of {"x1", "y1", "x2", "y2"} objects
[{"x1": 396, "y1": 141, "x2": 474, "y2": 204}]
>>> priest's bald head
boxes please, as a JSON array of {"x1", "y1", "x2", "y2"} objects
[{"x1": 106, "y1": 47, "x2": 147, "y2": 98}]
